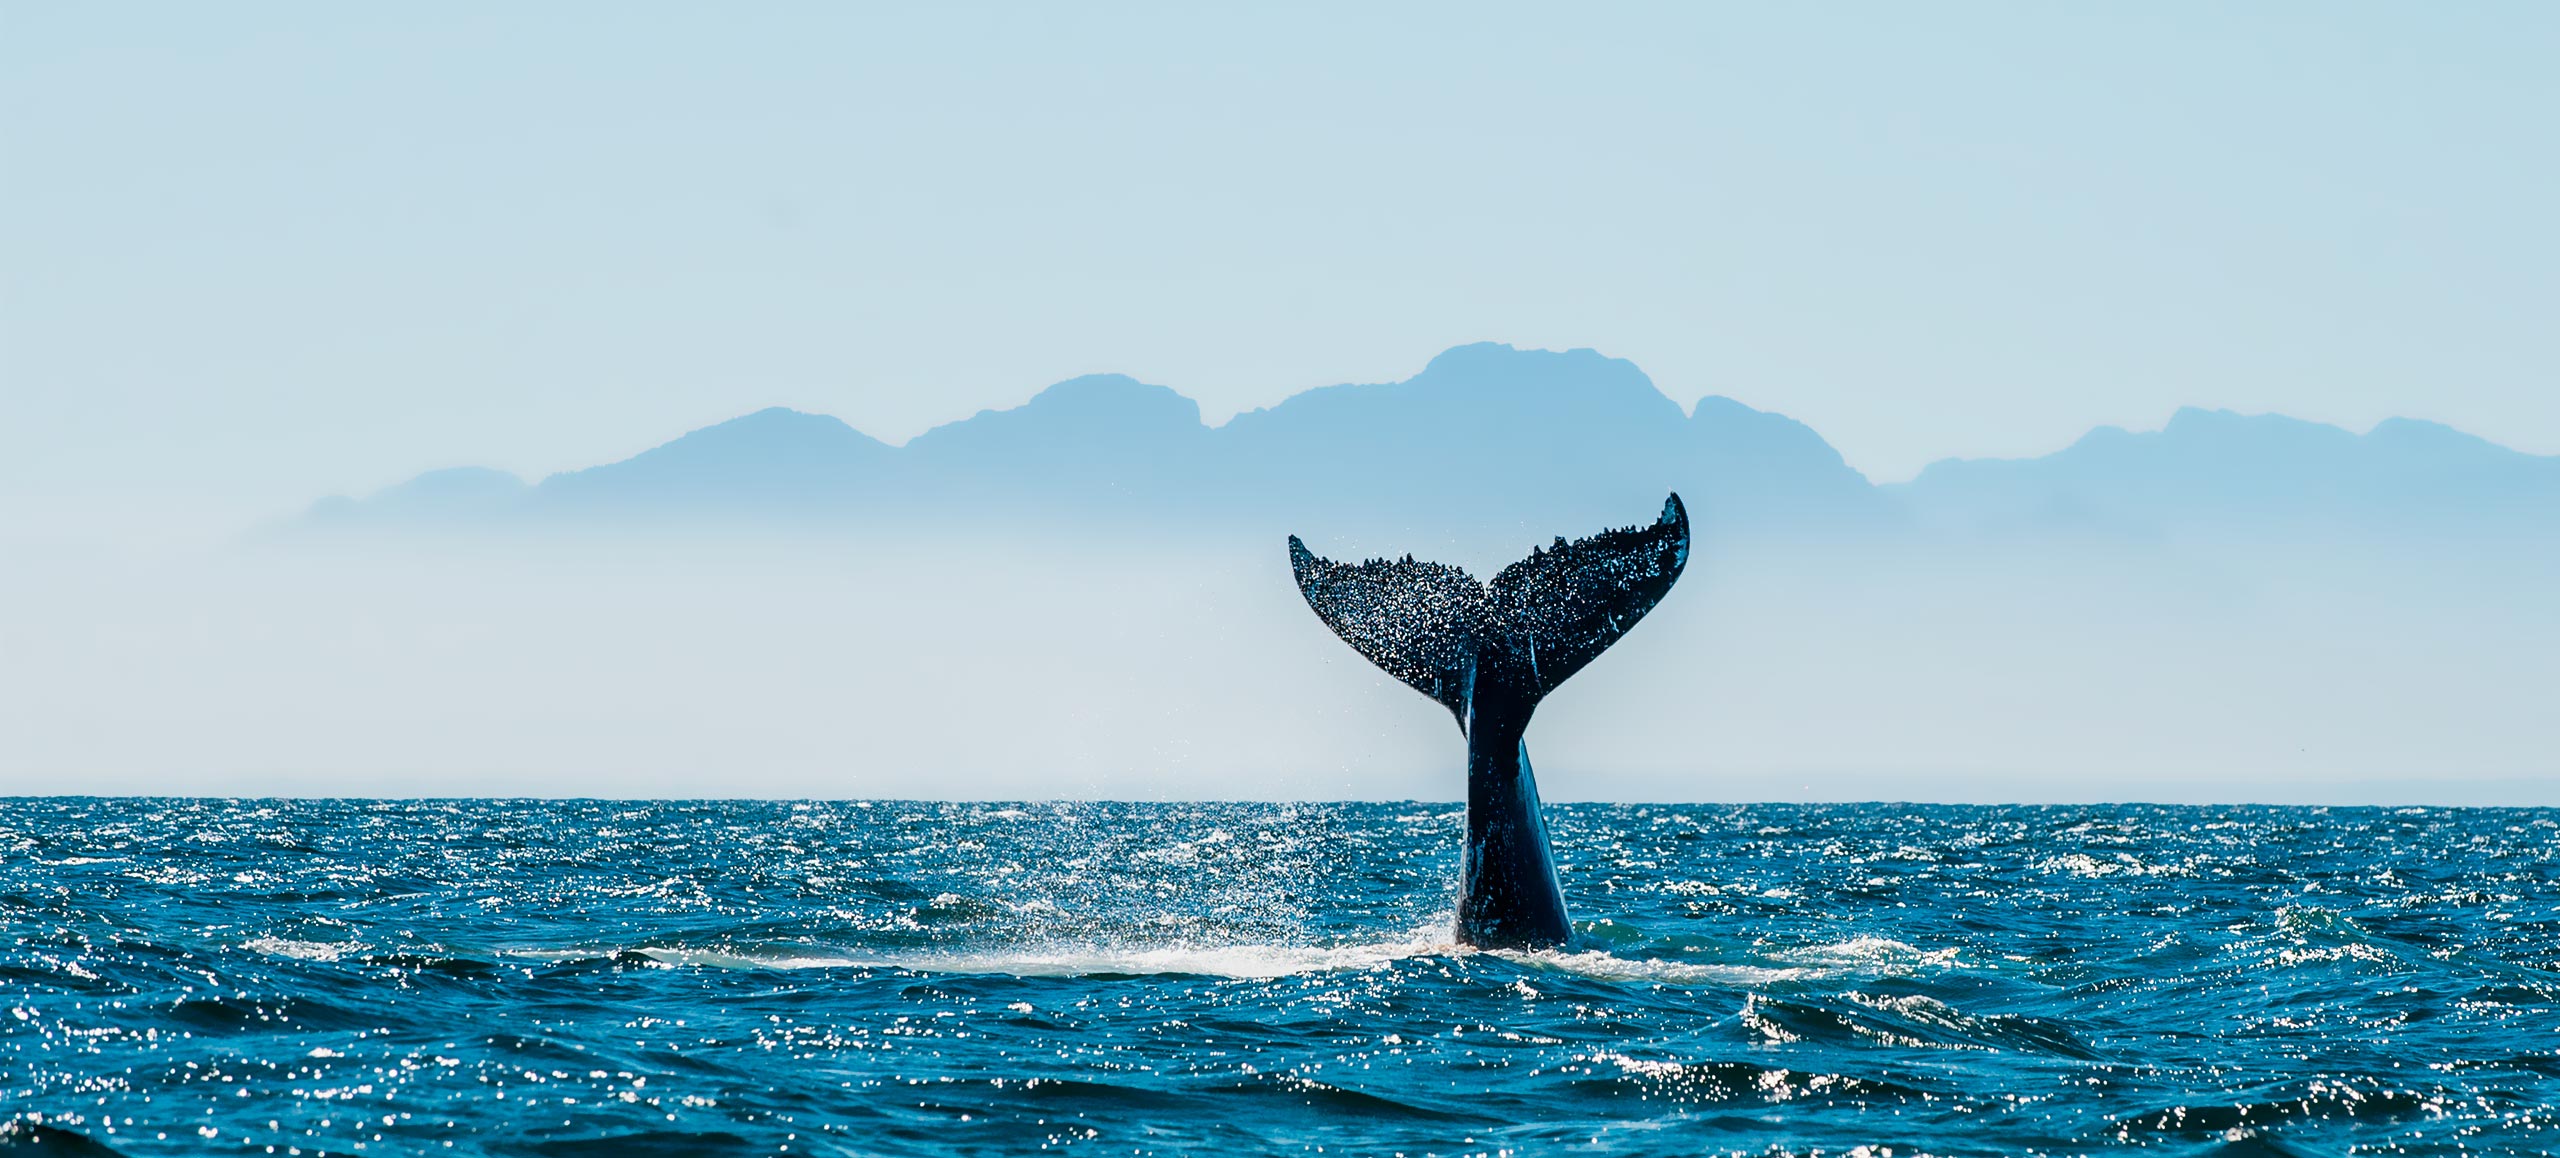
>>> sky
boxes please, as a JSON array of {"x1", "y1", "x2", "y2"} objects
[{"x1": 5, "y1": 3, "x2": 2557, "y2": 543}]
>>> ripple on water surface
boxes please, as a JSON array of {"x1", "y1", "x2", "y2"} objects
[{"x1": 2, "y1": 800, "x2": 2557, "y2": 1156}]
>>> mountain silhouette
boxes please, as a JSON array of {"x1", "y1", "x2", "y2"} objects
[
  {"x1": 1899, "y1": 406, "x2": 2560, "y2": 538},
  {"x1": 297, "y1": 343, "x2": 2553, "y2": 547},
  {"x1": 307, "y1": 466, "x2": 529, "y2": 527},
  {"x1": 901, "y1": 374, "x2": 1214, "y2": 518},
  {"x1": 535, "y1": 406, "x2": 891, "y2": 517}
]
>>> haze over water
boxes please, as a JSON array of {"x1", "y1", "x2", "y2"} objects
[{"x1": 6, "y1": 799, "x2": 2555, "y2": 1156}]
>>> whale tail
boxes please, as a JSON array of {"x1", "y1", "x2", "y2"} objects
[
  {"x1": 1287, "y1": 493, "x2": 1690, "y2": 728},
  {"x1": 1289, "y1": 493, "x2": 1691, "y2": 949}
]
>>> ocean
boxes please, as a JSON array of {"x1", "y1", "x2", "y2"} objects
[{"x1": 2, "y1": 799, "x2": 2554, "y2": 1156}]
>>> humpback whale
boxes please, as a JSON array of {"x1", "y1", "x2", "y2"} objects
[{"x1": 1288, "y1": 494, "x2": 1691, "y2": 950}]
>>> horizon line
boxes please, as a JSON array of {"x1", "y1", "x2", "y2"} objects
[{"x1": 14, "y1": 790, "x2": 2556, "y2": 809}]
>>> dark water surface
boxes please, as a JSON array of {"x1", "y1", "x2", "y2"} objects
[{"x1": 4, "y1": 800, "x2": 2557, "y2": 1156}]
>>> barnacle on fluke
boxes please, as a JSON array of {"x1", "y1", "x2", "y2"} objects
[{"x1": 1288, "y1": 494, "x2": 1690, "y2": 949}]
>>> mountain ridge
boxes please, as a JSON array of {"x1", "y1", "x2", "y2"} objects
[{"x1": 301, "y1": 343, "x2": 2555, "y2": 541}]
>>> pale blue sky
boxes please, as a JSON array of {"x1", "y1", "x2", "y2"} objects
[{"x1": 5, "y1": 3, "x2": 2555, "y2": 538}]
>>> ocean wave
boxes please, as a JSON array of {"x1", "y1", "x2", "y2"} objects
[
  {"x1": 2108, "y1": 1078, "x2": 2455, "y2": 1139},
  {"x1": 508, "y1": 927, "x2": 1462, "y2": 979},
  {"x1": 0, "y1": 1120, "x2": 127, "y2": 1156},
  {"x1": 1562, "y1": 1051, "x2": 1940, "y2": 1106},
  {"x1": 1497, "y1": 947, "x2": 1818, "y2": 987},
  {"x1": 472, "y1": 927, "x2": 1960, "y2": 986},
  {"x1": 519, "y1": 1130, "x2": 760, "y2": 1156},
  {"x1": 242, "y1": 936, "x2": 368, "y2": 962},
  {"x1": 6, "y1": 799, "x2": 2554, "y2": 1157}
]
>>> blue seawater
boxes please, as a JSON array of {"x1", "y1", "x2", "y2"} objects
[{"x1": 3, "y1": 800, "x2": 2557, "y2": 1156}]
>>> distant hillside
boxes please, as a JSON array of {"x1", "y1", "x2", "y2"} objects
[
  {"x1": 294, "y1": 344, "x2": 1889, "y2": 549},
  {"x1": 295, "y1": 343, "x2": 2556, "y2": 549},
  {"x1": 1897, "y1": 407, "x2": 2560, "y2": 538},
  {"x1": 540, "y1": 406, "x2": 892, "y2": 514}
]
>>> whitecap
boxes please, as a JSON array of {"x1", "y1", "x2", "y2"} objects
[
  {"x1": 643, "y1": 927, "x2": 1456, "y2": 979},
  {"x1": 1774, "y1": 935, "x2": 1962, "y2": 972},
  {"x1": 1499, "y1": 948, "x2": 1815, "y2": 987},
  {"x1": 243, "y1": 937, "x2": 366, "y2": 962}
]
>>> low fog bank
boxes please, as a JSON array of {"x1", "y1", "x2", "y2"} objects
[{"x1": 4, "y1": 530, "x2": 2553, "y2": 803}]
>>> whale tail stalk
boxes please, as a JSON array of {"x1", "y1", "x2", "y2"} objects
[{"x1": 1288, "y1": 494, "x2": 1690, "y2": 948}]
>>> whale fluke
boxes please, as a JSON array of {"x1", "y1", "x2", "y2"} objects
[
  {"x1": 1289, "y1": 494, "x2": 1690, "y2": 730},
  {"x1": 1289, "y1": 494, "x2": 1691, "y2": 948}
]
